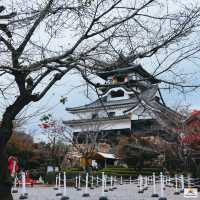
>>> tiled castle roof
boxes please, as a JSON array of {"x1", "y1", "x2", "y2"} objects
[
  {"x1": 66, "y1": 97, "x2": 138, "y2": 112},
  {"x1": 96, "y1": 64, "x2": 160, "y2": 83}
]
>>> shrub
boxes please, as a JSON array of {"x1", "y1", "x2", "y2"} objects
[
  {"x1": 64, "y1": 167, "x2": 82, "y2": 172},
  {"x1": 45, "y1": 172, "x2": 58, "y2": 184},
  {"x1": 29, "y1": 167, "x2": 46, "y2": 180},
  {"x1": 96, "y1": 167, "x2": 161, "y2": 177}
]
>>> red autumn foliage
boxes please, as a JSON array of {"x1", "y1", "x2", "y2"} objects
[{"x1": 181, "y1": 110, "x2": 200, "y2": 145}]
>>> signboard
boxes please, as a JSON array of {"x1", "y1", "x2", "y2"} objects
[
  {"x1": 184, "y1": 188, "x2": 198, "y2": 198},
  {"x1": 47, "y1": 166, "x2": 53, "y2": 172},
  {"x1": 47, "y1": 166, "x2": 59, "y2": 172}
]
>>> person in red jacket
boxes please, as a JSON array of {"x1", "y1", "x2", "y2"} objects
[{"x1": 8, "y1": 156, "x2": 20, "y2": 177}]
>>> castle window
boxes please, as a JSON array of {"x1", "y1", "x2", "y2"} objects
[
  {"x1": 110, "y1": 90, "x2": 124, "y2": 98},
  {"x1": 92, "y1": 113, "x2": 98, "y2": 119},
  {"x1": 112, "y1": 74, "x2": 127, "y2": 83},
  {"x1": 108, "y1": 112, "x2": 115, "y2": 117}
]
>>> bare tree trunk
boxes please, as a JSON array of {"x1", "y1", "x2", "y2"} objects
[
  {"x1": 0, "y1": 97, "x2": 31, "y2": 199},
  {"x1": 0, "y1": 118, "x2": 14, "y2": 200},
  {"x1": 0, "y1": 135, "x2": 13, "y2": 200}
]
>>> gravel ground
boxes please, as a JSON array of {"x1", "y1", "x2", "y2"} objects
[{"x1": 12, "y1": 183, "x2": 198, "y2": 200}]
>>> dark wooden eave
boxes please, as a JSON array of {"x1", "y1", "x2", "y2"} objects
[
  {"x1": 96, "y1": 64, "x2": 160, "y2": 84},
  {"x1": 63, "y1": 115, "x2": 131, "y2": 126},
  {"x1": 66, "y1": 98, "x2": 138, "y2": 112}
]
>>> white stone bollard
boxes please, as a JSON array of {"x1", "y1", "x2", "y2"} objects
[
  {"x1": 137, "y1": 176, "x2": 140, "y2": 188},
  {"x1": 163, "y1": 176, "x2": 166, "y2": 190},
  {"x1": 180, "y1": 175, "x2": 184, "y2": 193},
  {"x1": 75, "y1": 176, "x2": 78, "y2": 189},
  {"x1": 82, "y1": 173, "x2": 90, "y2": 197},
  {"x1": 152, "y1": 172, "x2": 159, "y2": 197},
  {"x1": 104, "y1": 175, "x2": 108, "y2": 192},
  {"x1": 165, "y1": 176, "x2": 168, "y2": 186},
  {"x1": 77, "y1": 175, "x2": 81, "y2": 191},
  {"x1": 90, "y1": 175, "x2": 94, "y2": 189},
  {"x1": 113, "y1": 176, "x2": 117, "y2": 190},
  {"x1": 147, "y1": 176, "x2": 150, "y2": 185},
  {"x1": 174, "y1": 174, "x2": 180, "y2": 195},
  {"x1": 56, "y1": 173, "x2": 62, "y2": 196},
  {"x1": 163, "y1": 176, "x2": 166, "y2": 186},
  {"x1": 61, "y1": 172, "x2": 69, "y2": 200},
  {"x1": 158, "y1": 172, "x2": 167, "y2": 200},
  {"x1": 144, "y1": 176, "x2": 148, "y2": 190},
  {"x1": 96, "y1": 175, "x2": 99, "y2": 187},
  {"x1": 54, "y1": 176, "x2": 58, "y2": 190},
  {"x1": 150, "y1": 176, "x2": 153, "y2": 185},
  {"x1": 187, "y1": 175, "x2": 191, "y2": 188},
  {"x1": 138, "y1": 175, "x2": 143, "y2": 193},
  {"x1": 168, "y1": 176, "x2": 171, "y2": 187},
  {"x1": 120, "y1": 176, "x2": 123, "y2": 185},
  {"x1": 12, "y1": 176, "x2": 18, "y2": 193},
  {"x1": 99, "y1": 172, "x2": 108, "y2": 200},
  {"x1": 102, "y1": 172, "x2": 105, "y2": 196},
  {"x1": 19, "y1": 172, "x2": 28, "y2": 199},
  {"x1": 160, "y1": 173, "x2": 164, "y2": 197},
  {"x1": 109, "y1": 176, "x2": 113, "y2": 191}
]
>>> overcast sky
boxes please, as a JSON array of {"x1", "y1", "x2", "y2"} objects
[{"x1": 1, "y1": 0, "x2": 200, "y2": 141}]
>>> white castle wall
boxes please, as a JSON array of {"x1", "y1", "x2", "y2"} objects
[{"x1": 71, "y1": 119, "x2": 131, "y2": 132}]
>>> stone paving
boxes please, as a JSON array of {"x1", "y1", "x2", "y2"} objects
[{"x1": 12, "y1": 183, "x2": 199, "y2": 200}]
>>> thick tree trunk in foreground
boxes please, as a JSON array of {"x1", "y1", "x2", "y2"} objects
[
  {"x1": 0, "y1": 135, "x2": 13, "y2": 200},
  {"x1": 0, "y1": 97, "x2": 31, "y2": 199},
  {"x1": 0, "y1": 119, "x2": 14, "y2": 200}
]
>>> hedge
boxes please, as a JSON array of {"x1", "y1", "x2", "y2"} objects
[{"x1": 45, "y1": 167, "x2": 162, "y2": 184}]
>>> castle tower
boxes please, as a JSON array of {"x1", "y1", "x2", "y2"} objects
[{"x1": 64, "y1": 64, "x2": 179, "y2": 144}]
